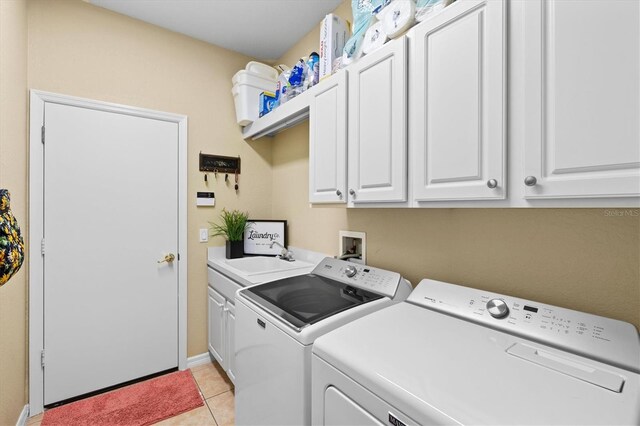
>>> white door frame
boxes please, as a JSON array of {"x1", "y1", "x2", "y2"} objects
[{"x1": 28, "y1": 90, "x2": 188, "y2": 415}]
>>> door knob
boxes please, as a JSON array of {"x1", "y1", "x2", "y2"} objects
[
  {"x1": 158, "y1": 253, "x2": 176, "y2": 264},
  {"x1": 486, "y1": 179, "x2": 498, "y2": 189},
  {"x1": 524, "y1": 176, "x2": 537, "y2": 186}
]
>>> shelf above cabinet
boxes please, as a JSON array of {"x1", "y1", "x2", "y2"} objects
[
  {"x1": 241, "y1": 71, "x2": 348, "y2": 140},
  {"x1": 241, "y1": 86, "x2": 311, "y2": 140}
]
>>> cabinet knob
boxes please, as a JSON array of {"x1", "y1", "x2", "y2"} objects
[
  {"x1": 349, "y1": 189, "x2": 356, "y2": 196},
  {"x1": 486, "y1": 179, "x2": 498, "y2": 189},
  {"x1": 336, "y1": 189, "x2": 342, "y2": 197},
  {"x1": 524, "y1": 176, "x2": 538, "y2": 187}
]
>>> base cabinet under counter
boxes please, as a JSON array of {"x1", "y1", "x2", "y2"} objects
[{"x1": 207, "y1": 266, "x2": 241, "y2": 384}]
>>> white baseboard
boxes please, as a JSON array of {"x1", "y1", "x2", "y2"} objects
[
  {"x1": 186, "y1": 352, "x2": 212, "y2": 369},
  {"x1": 16, "y1": 404, "x2": 29, "y2": 426}
]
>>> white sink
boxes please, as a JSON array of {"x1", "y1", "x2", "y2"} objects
[{"x1": 223, "y1": 256, "x2": 313, "y2": 276}]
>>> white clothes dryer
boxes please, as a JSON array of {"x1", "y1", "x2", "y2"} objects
[
  {"x1": 235, "y1": 257, "x2": 412, "y2": 426},
  {"x1": 312, "y1": 279, "x2": 640, "y2": 425}
]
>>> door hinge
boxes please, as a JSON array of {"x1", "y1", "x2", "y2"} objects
[
  {"x1": 41, "y1": 238, "x2": 45, "y2": 256},
  {"x1": 41, "y1": 126, "x2": 45, "y2": 144},
  {"x1": 177, "y1": 253, "x2": 180, "y2": 261},
  {"x1": 41, "y1": 350, "x2": 45, "y2": 368}
]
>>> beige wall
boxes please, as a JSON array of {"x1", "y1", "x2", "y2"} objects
[
  {"x1": 27, "y1": 0, "x2": 273, "y2": 358},
  {"x1": 0, "y1": 0, "x2": 28, "y2": 423},
  {"x1": 271, "y1": 2, "x2": 640, "y2": 328}
]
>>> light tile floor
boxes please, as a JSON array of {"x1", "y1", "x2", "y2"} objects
[{"x1": 25, "y1": 360, "x2": 235, "y2": 426}]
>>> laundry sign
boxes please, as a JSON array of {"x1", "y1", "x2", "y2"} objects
[{"x1": 244, "y1": 220, "x2": 287, "y2": 256}]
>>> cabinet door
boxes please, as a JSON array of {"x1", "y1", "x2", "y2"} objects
[
  {"x1": 207, "y1": 287, "x2": 226, "y2": 369},
  {"x1": 309, "y1": 71, "x2": 348, "y2": 203},
  {"x1": 348, "y1": 37, "x2": 407, "y2": 204},
  {"x1": 524, "y1": 0, "x2": 640, "y2": 198},
  {"x1": 411, "y1": 0, "x2": 506, "y2": 201},
  {"x1": 225, "y1": 301, "x2": 237, "y2": 384}
]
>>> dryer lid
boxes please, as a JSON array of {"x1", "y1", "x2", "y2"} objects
[{"x1": 312, "y1": 300, "x2": 640, "y2": 425}]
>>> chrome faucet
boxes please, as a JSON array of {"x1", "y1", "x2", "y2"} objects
[{"x1": 270, "y1": 241, "x2": 294, "y2": 261}]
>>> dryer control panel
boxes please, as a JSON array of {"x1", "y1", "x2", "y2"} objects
[
  {"x1": 408, "y1": 279, "x2": 640, "y2": 373},
  {"x1": 313, "y1": 257, "x2": 403, "y2": 299}
]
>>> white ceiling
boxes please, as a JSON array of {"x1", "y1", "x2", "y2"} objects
[{"x1": 90, "y1": 0, "x2": 343, "y2": 61}]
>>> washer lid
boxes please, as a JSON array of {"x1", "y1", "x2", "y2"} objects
[
  {"x1": 240, "y1": 274, "x2": 383, "y2": 331},
  {"x1": 313, "y1": 302, "x2": 640, "y2": 425}
]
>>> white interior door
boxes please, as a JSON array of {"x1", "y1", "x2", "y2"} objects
[{"x1": 43, "y1": 102, "x2": 179, "y2": 405}]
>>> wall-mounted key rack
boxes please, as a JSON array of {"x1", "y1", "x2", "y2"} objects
[
  {"x1": 200, "y1": 153, "x2": 241, "y2": 192},
  {"x1": 199, "y1": 153, "x2": 241, "y2": 174}
]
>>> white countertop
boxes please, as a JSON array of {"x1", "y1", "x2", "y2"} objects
[{"x1": 207, "y1": 246, "x2": 329, "y2": 287}]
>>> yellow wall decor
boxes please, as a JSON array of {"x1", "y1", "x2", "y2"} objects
[{"x1": 0, "y1": 1, "x2": 28, "y2": 424}]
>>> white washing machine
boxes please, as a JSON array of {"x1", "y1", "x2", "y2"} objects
[
  {"x1": 235, "y1": 257, "x2": 412, "y2": 426},
  {"x1": 312, "y1": 278, "x2": 640, "y2": 425}
]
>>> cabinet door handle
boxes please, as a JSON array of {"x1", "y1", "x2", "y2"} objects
[
  {"x1": 524, "y1": 176, "x2": 538, "y2": 186},
  {"x1": 336, "y1": 189, "x2": 342, "y2": 197},
  {"x1": 349, "y1": 189, "x2": 356, "y2": 196},
  {"x1": 487, "y1": 179, "x2": 498, "y2": 189}
]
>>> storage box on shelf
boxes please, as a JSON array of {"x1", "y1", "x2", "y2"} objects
[{"x1": 232, "y1": 61, "x2": 277, "y2": 126}]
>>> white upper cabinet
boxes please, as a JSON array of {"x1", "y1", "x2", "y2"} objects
[
  {"x1": 348, "y1": 36, "x2": 408, "y2": 204},
  {"x1": 523, "y1": 0, "x2": 640, "y2": 199},
  {"x1": 309, "y1": 71, "x2": 348, "y2": 203},
  {"x1": 410, "y1": 0, "x2": 506, "y2": 201}
]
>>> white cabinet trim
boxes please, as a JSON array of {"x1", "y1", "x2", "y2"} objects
[
  {"x1": 523, "y1": 0, "x2": 640, "y2": 199},
  {"x1": 309, "y1": 71, "x2": 348, "y2": 204},
  {"x1": 410, "y1": 0, "x2": 506, "y2": 201},
  {"x1": 348, "y1": 36, "x2": 408, "y2": 205}
]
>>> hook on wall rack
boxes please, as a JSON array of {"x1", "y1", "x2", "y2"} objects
[{"x1": 199, "y1": 153, "x2": 241, "y2": 191}]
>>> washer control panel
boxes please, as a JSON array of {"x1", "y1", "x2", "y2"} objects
[
  {"x1": 313, "y1": 257, "x2": 402, "y2": 299},
  {"x1": 408, "y1": 278, "x2": 640, "y2": 373},
  {"x1": 486, "y1": 298, "x2": 509, "y2": 318}
]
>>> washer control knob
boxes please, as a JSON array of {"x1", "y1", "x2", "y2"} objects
[
  {"x1": 486, "y1": 299, "x2": 509, "y2": 319},
  {"x1": 345, "y1": 265, "x2": 357, "y2": 278}
]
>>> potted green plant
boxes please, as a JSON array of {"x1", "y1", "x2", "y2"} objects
[{"x1": 209, "y1": 209, "x2": 251, "y2": 259}]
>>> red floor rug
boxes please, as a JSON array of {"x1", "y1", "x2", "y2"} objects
[{"x1": 41, "y1": 370, "x2": 204, "y2": 426}]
